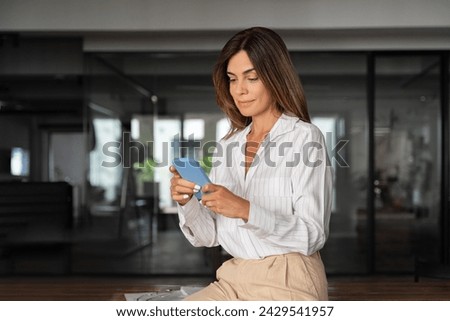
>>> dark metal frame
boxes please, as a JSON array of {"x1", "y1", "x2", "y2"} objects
[
  {"x1": 367, "y1": 52, "x2": 376, "y2": 274},
  {"x1": 440, "y1": 52, "x2": 449, "y2": 266}
]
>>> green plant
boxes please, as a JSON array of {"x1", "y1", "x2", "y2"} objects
[
  {"x1": 200, "y1": 156, "x2": 213, "y2": 175},
  {"x1": 133, "y1": 158, "x2": 157, "y2": 182}
]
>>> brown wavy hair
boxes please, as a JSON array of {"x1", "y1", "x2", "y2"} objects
[{"x1": 212, "y1": 27, "x2": 310, "y2": 139}]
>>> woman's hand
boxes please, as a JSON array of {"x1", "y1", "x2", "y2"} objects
[
  {"x1": 169, "y1": 166, "x2": 200, "y2": 206},
  {"x1": 201, "y1": 184, "x2": 250, "y2": 222}
]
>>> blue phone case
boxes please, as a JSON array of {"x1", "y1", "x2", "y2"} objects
[{"x1": 172, "y1": 158, "x2": 211, "y2": 199}]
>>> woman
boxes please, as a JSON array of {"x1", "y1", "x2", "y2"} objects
[{"x1": 170, "y1": 27, "x2": 332, "y2": 300}]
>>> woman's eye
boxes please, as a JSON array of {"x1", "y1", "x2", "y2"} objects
[
  {"x1": 229, "y1": 78, "x2": 236, "y2": 82},
  {"x1": 248, "y1": 77, "x2": 259, "y2": 82}
]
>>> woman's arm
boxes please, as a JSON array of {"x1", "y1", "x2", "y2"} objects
[
  {"x1": 177, "y1": 197, "x2": 219, "y2": 247},
  {"x1": 172, "y1": 164, "x2": 219, "y2": 248}
]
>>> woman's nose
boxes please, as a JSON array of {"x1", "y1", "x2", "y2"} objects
[{"x1": 235, "y1": 80, "x2": 248, "y2": 95}]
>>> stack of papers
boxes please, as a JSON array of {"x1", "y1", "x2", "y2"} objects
[{"x1": 124, "y1": 286, "x2": 204, "y2": 301}]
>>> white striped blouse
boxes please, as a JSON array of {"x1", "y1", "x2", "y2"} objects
[{"x1": 177, "y1": 113, "x2": 333, "y2": 259}]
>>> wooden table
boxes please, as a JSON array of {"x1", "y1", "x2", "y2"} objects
[
  {"x1": 1, "y1": 275, "x2": 450, "y2": 301},
  {"x1": 0, "y1": 276, "x2": 210, "y2": 301}
]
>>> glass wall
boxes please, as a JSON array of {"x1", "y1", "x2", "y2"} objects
[
  {"x1": 447, "y1": 54, "x2": 450, "y2": 267},
  {"x1": 79, "y1": 51, "x2": 446, "y2": 275},
  {"x1": 2, "y1": 36, "x2": 448, "y2": 276},
  {"x1": 79, "y1": 53, "x2": 225, "y2": 275},
  {"x1": 294, "y1": 53, "x2": 369, "y2": 274},
  {"x1": 73, "y1": 54, "x2": 155, "y2": 274},
  {"x1": 116, "y1": 53, "x2": 225, "y2": 213},
  {"x1": 375, "y1": 55, "x2": 441, "y2": 272}
]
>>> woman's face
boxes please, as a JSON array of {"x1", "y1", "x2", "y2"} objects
[{"x1": 227, "y1": 50, "x2": 275, "y2": 118}]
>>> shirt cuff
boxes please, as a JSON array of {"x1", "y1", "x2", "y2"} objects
[
  {"x1": 239, "y1": 202, "x2": 276, "y2": 237},
  {"x1": 177, "y1": 197, "x2": 200, "y2": 226}
]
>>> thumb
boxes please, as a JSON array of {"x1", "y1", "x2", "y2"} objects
[{"x1": 202, "y1": 183, "x2": 218, "y2": 193}]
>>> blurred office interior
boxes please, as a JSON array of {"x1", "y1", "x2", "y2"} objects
[{"x1": 0, "y1": 0, "x2": 450, "y2": 280}]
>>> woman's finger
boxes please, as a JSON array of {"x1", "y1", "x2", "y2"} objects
[
  {"x1": 173, "y1": 185, "x2": 198, "y2": 195},
  {"x1": 202, "y1": 183, "x2": 218, "y2": 193},
  {"x1": 169, "y1": 165, "x2": 180, "y2": 175},
  {"x1": 172, "y1": 176, "x2": 200, "y2": 190},
  {"x1": 172, "y1": 193, "x2": 192, "y2": 202}
]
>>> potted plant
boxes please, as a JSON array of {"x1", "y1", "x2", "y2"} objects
[
  {"x1": 200, "y1": 155, "x2": 213, "y2": 175},
  {"x1": 133, "y1": 158, "x2": 158, "y2": 197}
]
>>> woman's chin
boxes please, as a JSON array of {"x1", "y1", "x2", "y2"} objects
[{"x1": 237, "y1": 108, "x2": 254, "y2": 117}]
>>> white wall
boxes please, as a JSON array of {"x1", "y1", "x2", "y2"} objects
[
  {"x1": 1, "y1": 0, "x2": 450, "y2": 31},
  {"x1": 1, "y1": 0, "x2": 450, "y2": 51}
]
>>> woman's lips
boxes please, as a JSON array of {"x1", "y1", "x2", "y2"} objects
[{"x1": 238, "y1": 100, "x2": 255, "y2": 107}]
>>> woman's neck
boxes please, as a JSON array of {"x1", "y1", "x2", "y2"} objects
[
  {"x1": 249, "y1": 110, "x2": 281, "y2": 137},
  {"x1": 244, "y1": 110, "x2": 281, "y2": 175}
]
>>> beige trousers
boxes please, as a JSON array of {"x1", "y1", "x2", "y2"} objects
[{"x1": 185, "y1": 252, "x2": 328, "y2": 301}]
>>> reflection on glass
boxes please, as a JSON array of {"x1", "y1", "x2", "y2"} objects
[
  {"x1": 10, "y1": 147, "x2": 29, "y2": 177},
  {"x1": 90, "y1": 118, "x2": 122, "y2": 202},
  {"x1": 183, "y1": 119, "x2": 205, "y2": 140},
  {"x1": 131, "y1": 113, "x2": 228, "y2": 211},
  {"x1": 297, "y1": 53, "x2": 368, "y2": 274},
  {"x1": 375, "y1": 55, "x2": 440, "y2": 272},
  {"x1": 216, "y1": 118, "x2": 231, "y2": 141},
  {"x1": 312, "y1": 116, "x2": 337, "y2": 213},
  {"x1": 154, "y1": 117, "x2": 181, "y2": 208},
  {"x1": 80, "y1": 51, "x2": 449, "y2": 276}
]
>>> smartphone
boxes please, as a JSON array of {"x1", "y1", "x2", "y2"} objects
[{"x1": 172, "y1": 158, "x2": 211, "y2": 199}]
